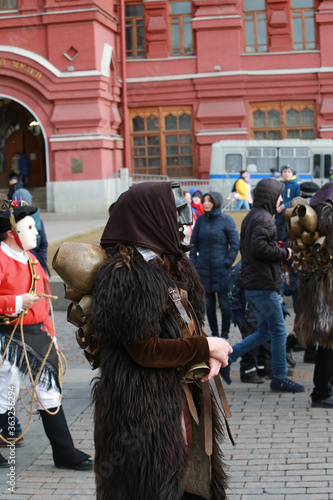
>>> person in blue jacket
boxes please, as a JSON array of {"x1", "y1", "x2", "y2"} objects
[
  {"x1": 275, "y1": 164, "x2": 301, "y2": 242},
  {"x1": 190, "y1": 191, "x2": 239, "y2": 339},
  {"x1": 18, "y1": 150, "x2": 30, "y2": 187}
]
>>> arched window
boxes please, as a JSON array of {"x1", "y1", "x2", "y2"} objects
[
  {"x1": 251, "y1": 101, "x2": 316, "y2": 139},
  {"x1": 130, "y1": 106, "x2": 194, "y2": 177}
]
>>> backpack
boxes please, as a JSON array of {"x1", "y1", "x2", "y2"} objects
[{"x1": 231, "y1": 179, "x2": 239, "y2": 193}]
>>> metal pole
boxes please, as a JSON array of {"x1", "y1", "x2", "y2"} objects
[{"x1": 119, "y1": 0, "x2": 131, "y2": 172}]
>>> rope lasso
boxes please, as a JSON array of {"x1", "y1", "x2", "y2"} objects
[{"x1": 0, "y1": 296, "x2": 67, "y2": 446}]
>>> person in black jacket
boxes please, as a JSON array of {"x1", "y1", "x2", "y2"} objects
[
  {"x1": 222, "y1": 179, "x2": 304, "y2": 393},
  {"x1": 7, "y1": 171, "x2": 24, "y2": 200},
  {"x1": 190, "y1": 192, "x2": 239, "y2": 339},
  {"x1": 228, "y1": 261, "x2": 265, "y2": 383}
]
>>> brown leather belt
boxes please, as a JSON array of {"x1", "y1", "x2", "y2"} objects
[{"x1": 202, "y1": 381, "x2": 213, "y2": 456}]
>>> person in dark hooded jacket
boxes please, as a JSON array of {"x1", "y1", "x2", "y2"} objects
[
  {"x1": 190, "y1": 192, "x2": 239, "y2": 339},
  {"x1": 222, "y1": 179, "x2": 305, "y2": 393}
]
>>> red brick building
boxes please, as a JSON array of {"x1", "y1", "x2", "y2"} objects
[{"x1": 0, "y1": 0, "x2": 332, "y2": 211}]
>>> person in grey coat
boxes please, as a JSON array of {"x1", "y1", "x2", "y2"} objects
[{"x1": 190, "y1": 192, "x2": 239, "y2": 338}]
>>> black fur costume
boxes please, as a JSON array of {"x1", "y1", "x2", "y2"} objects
[
  {"x1": 294, "y1": 194, "x2": 333, "y2": 349},
  {"x1": 89, "y1": 182, "x2": 229, "y2": 500}
]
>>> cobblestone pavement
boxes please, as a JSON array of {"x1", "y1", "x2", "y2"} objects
[
  {"x1": 0, "y1": 305, "x2": 332, "y2": 499},
  {"x1": 0, "y1": 310, "x2": 95, "y2": 499}
]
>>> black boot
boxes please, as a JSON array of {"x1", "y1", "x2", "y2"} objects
[
  {"x1": 287, "y1": 333, "x2": 304, "y2": 352},
  {"x1": 240, "y1": 366, "x2": 265, "y2": 384},
  {"x1": 0, "y1": 453, "x2": 9, "y2": 468},
  {"x1": 0, "y1": 414, "x2": 9, "y2": 468},
  {"x1": 39, "y1": 406, "x2": 93, "y2": 470},
  {"x1": 0, "y1": 411, "x2": 25, "y2": 448},
  {"x1": 304, "y1": 344, "x2": 317, "y2": 363},
  {"x1": 257, "y1": 342, "x2": 273, "y2": 379}
]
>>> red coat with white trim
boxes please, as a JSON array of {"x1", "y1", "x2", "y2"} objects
[
  {"x1": 0, "y1": 247, "x2": 53, "y2": 335},
  {"x1": 0, "y1": 245, "x2": 58, "y2": 388}
]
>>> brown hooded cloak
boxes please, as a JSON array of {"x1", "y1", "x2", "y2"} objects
[{"x1": 90, "y1": 182, "x2": 229, "y2": 500}]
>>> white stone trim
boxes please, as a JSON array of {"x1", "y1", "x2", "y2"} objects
[
  {"x1": 127, "y1": 66, "x2": 333, "y2": 83},
  {"x1": 47, "y1": 173, "x2": 130, "y2": 213},
  {"x1": 127, "y1": 56, "x2": 197, "y2": 62},
  {"x1": 0, "y1": 8, "x2": 98, "y2": 19},
  {"x1": 0, "y1": 43, "x2": 112, "y2": 78},
  {"x1": 242, "y1": 50, "x2": 320, "y2": 56},
  {"x1": 49, "y1": 133, "x2": 123, "y2": 142},
  {"x1": 192, "y1": 15, "x2": 241, "y2": 21},
  {"x1": 319, "y1": 126, "x2": 333, "y2": 132},
  {"x1": 196, "y1": 128, "x2": 248, "y2": 136},
  {"x1": 101, "y1": 44, "x2": 113, "y2": 77},
  {"x1": 0, "y1": 10, "x2": 17, "y2": 14}
]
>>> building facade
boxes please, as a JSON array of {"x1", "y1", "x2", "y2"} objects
[
  {"x1": 0, "y1": 0, "x2": 333, "y2": 211},
  {"x1": 0, "y1": 0, "x2": 123, "y2": 211},
  {"x1": 126, "y1": 0, "x2": 333, "y2": 180}
]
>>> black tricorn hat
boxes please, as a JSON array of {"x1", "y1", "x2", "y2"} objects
[{"x1": 0, "y1": 204, "x2": 38, "y2": 233}]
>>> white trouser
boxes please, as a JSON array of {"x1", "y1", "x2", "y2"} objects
[{"x1": 0, "y1": 359, "x2": 60, "y2": 414}]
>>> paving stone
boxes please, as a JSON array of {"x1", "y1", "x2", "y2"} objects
[{"x1": 0, "y1": 308, "x2": 332, "y2": 499}]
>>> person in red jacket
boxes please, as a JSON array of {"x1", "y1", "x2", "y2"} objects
[
  {"x1": 0, "y1": 201, "x2": 93, "y2": 470},
  {"x1": 189, "y1": 189, "x2": 204, "y2": 218}
]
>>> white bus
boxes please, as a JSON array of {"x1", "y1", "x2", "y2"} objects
[{"x1": 209, "y1": 139, "x2": 333, "y2": 205}]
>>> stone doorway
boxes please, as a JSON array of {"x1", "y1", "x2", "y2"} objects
[{"x1": 0, "y1": 98, "x2": 46, "y2": 190}]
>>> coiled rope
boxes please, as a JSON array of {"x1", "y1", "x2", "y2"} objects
[{"x1": 0, "y1": 294, "x2": 67, "y2": 445}]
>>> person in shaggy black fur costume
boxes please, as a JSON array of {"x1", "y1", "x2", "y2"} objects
[
  {"x1": 293, "y1": 181, "x2": 333, "y2": 408},
  {"x1": 89, "y1": 182, "x2": 233, "y2": 500}
]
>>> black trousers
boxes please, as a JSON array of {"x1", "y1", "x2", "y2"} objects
[
  {"x1": 311, "y1": 346, "x2": 333, "y2": 402},
  {"x1": 238, "y1": 321, "x2": 258, "y2": 372}
]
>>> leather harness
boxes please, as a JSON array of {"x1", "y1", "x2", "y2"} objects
[{"x1": 169, "y1": 287, "x2": 234, "y2": 450}]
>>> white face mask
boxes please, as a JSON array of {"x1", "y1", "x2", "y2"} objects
[{"x1": 16, "y1": 216, "x2": 38, "y2": 251}]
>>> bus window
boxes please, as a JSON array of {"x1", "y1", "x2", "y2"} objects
[
  {"x1": 313, "y1": 154, "x2": 321, "y2": 179},
  {"x1": 248, "y1": 148, "x2": 276, "y2": 157},
  {"x1": 279, "y1": 147, "x2": 310, "y2": 173},
  {"x1": 246, "y1": 147, "x2": 277, "y2": 172},
  {"x1": 225, "y1": 154, "x2": 242, "y2": 173},
  {"x1": 324, "y1": 154, "x2": 332, "y2": 178},
  {"x1": 247, "y1": 158, "x2": 277, "y2": 172},
  {"x1": 248, "y1": 148, "x2": 261, "y2": 157}
]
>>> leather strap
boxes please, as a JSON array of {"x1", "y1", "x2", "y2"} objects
[
  {"x1": 169, "y1": 286, "x2": 235, "y2": 447},
  {"x1": 169, "y1": 288, "x2": 195, "y2": 337},
  {"x1": 213, "y1": 376, "x2": 235, "y2": 446},
  {"x1": 214, "y1": 374, "x2": 232, "y2": 419},
  {"x1": 182, "y1": 383, "x2": 199, "y2": 425},
  {"x1": 202, "y1": 381, "x2": 213, "y2": 456}
]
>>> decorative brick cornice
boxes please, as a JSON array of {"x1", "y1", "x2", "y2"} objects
[{"x1": 193, "y1": 0, "x2": 239, "y2": 18}]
